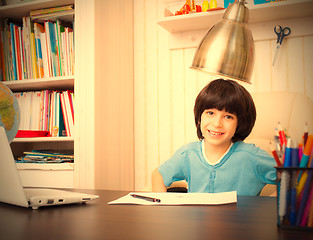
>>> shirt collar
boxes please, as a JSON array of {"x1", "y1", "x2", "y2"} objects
[{"x1": 201, "y1": 140, "x2": 233, "y2": 166}]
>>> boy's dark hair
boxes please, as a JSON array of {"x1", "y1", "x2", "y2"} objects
[{"x1": 194, "y1": 79, "x2": 256, "y2": 142}]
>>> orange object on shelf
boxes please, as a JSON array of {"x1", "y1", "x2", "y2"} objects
[{"x1": 196, "y1": 5, "x2": 202, "y2": 12}]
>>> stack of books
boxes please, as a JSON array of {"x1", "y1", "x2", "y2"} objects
[
  {"x1": 17, "y1": 149, "x2": 74, "y2": 163},
  {"x1": 30, "y1": 5, "x2": 74, "y2": 20}
]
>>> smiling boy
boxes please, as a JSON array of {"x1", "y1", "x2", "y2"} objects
[{"x1": 152, "y1": 79, "x2": 276, "y2": 195}]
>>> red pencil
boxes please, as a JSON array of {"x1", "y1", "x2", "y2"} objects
[
  {"x1": 270, "y1": 141, "x2": 282, "y2": 166},
  {"x1": 277, "y1": 122, "x2": 287, "y2": 146}
]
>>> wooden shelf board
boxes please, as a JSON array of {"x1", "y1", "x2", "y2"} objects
[
  {"x1": 16, "y1": 162, "x2": 74, "y2": 170},
  {"x1": 2, "y1": 76, "x2": 74, "y2": 91},
  {"x1": 13, "y1": 137, "x2": 74, "y2": 142},
  {"x1": 157, "y1": 0, "x2": 313, "y2": 33}
]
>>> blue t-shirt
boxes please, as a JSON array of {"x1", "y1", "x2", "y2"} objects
[{"x1": 158, "y1": 141, "x2": 276, "y2": 196}]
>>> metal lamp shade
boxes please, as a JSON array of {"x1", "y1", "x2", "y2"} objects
[{"x1": 190, "y1": 0, "x2": 255, "y2": 83}]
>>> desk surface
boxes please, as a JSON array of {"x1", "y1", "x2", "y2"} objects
[{"x1": 0, "y1": 189, "x2": 312, "y2": 240}]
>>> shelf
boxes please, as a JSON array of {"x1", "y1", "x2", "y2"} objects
[
  {"x1": 16, "y1": 162, "x2": 74, "y2": 170},
  {"x1": 2, "y1": 76, "x2": 74, "y2": 91},
  {"x1": 0, "y1": 0, "x2": 74, "y2": 21},
  {"x1": 13, "y1": 136, "x2": 74, "y2": 142},
  {"x1": 157, "y1": 0, "x2": 313, "y2": 33}
]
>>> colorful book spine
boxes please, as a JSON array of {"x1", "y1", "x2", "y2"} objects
[
  {"x1": 33, "y1": 22, "x2": 45, "y2": 78},
  {"x1": 15, "y1": 24, "x2": 23, "y2": 80},
  {"x1": 60, "y1": 91, "x2": 70, "y2": 136},
  {"x1": 30, "y1": 21, "x2": 38, "y2": 79},
  {"x1": 55, "y1": 20, "x2": 63, "y2": 76},
  {"x1": 9, "y1": 22, "x2": 17, "y2": 80},
  {"x1": 47, "y1": 21, "x2": 58, "y2": 77}
]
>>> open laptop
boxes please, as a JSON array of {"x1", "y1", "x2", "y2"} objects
[{"x1": 0, "y1": 127, "x2": 99, "y2": 209}]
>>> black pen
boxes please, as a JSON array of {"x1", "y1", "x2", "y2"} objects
[{"x1": 130, "y1": 194, "x2": 161, "y2": 203}]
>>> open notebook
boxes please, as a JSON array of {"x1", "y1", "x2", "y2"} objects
[{"x1": 0, "y1": 127, "x2": 98, "y2": 210}]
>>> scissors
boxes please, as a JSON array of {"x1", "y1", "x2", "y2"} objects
[{"x1": 272, "y1": 25, "x2": 291, "y2": 66}]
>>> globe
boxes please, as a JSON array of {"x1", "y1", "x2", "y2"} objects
[{"x1": 0, "y1": 81, "x2": 20, "y2": 143}]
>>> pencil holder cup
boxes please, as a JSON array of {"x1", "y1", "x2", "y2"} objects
[{"x1": 276, "y1": 167, "x2": 313, "y2": 231}]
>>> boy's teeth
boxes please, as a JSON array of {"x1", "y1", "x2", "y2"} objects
[{"x1": 209, "y1": 130, "x2": 222, "y2": 135}]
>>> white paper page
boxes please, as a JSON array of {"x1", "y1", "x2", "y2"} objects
[{"x1": 108, "y1": 191, "x2": 237, "y2": 205}]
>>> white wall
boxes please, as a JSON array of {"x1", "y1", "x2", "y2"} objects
[{"x1": 134, "y1": 0, "x2": 313, "y2": 190}]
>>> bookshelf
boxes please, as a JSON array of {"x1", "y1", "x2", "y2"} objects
[
  {"x1": 1, "y1": 0, "x2": 134, "y2": 191},
  {"x1": 0, "y1": 0, "x2": 76, "y2": 188}
]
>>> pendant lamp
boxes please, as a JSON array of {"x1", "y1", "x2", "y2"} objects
[{"x1": 190, "y1": 0, "x2": 254, "y2": 83}]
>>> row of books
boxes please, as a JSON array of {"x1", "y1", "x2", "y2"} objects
[
  {"x1": 0, "y1": 15, "x2": 74, "y2": 81},
  {"x1": 14, "y1": 90, "x2": 74, "y2": 137},
  {"x1": 16, "y1": 149, "x2": 74, "y2": 164}
]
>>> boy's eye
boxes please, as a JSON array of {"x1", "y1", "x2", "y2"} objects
[
  {"x1": 207, "y1": 111, "x2": 214, "y2": 115},
  {"x1": 225, "y1": 115, "x2": 234, "y2": 120}
]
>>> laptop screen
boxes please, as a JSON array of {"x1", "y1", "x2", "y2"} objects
[{"x1": 0, "y1": 127, "x2": 29, "y2": 208}]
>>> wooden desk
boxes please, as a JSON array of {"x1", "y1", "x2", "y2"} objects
[{"x1": 0, "y1": 190, "x2": 312, "y2": 240}]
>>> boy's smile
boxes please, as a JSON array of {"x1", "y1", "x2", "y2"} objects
[
  {"x1": 200, "y1": 108, "x2": 238, "y2": 149},
  {"x1": 208, "y1": 129, "x2": 224, "y2": 136}
]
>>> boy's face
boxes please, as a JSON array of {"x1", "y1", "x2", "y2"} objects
[{"x1": 200, "y1": 108, "x2": 238, "y2": 148}]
